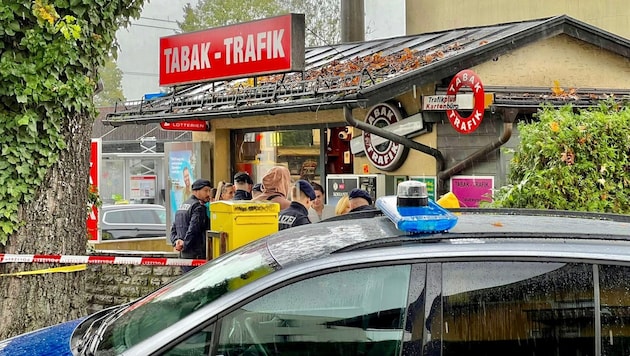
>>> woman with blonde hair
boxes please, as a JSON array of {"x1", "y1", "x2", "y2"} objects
[
  {"x1": 334, "y1": 194, "x2": 351, "y2": 216},
  {"x1": 215, "y1": 181, "x2": 235, "y2": 201}
]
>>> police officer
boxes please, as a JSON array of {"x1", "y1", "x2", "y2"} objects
[
  {"x1": 170, "y1": 179, "x2": 212, "y2": 272},
  {"x1": 278, "y1": 180, "x2": 316, "y2": 231},
  {"x1": 233, "y1": 171, "x2": 253, "y2": 200},
  {"x1": 348, "y1": 188, "x2": 377, "y2": 213}
]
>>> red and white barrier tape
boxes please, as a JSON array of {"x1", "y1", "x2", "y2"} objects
[{"x1": 0, "y1": 254, "x2": 207, "y2": 267}]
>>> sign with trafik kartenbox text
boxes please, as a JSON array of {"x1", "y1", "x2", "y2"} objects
[{"x1": 159, "y1": 14, "x2": 305, "y2": 86}]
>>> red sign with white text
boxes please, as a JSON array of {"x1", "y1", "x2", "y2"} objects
[
  {"x1": 446, "y1": 69, "x2": 485, "y2": 134},
  {"x1": 160, "y1": 120, "x2": 208, "y2": 131},
  {"x1": 87, "y1": 139, "x2": 100, "y2": 241},
  {"x1": 159, "y1": 14, "x2": 305, "y2": 86}
]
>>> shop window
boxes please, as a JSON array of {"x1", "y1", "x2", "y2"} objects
[{"x1": 234, "y1": 129, "x2": 321, "y2": 184}]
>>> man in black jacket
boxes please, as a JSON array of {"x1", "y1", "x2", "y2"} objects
[
  {"x1": 233, "y1": 171, "x2": 253, "y2": 200},
  {"x1": 278, "y1": 180, "x2": 316, "y2": 230},
  {"x1": 170, "y1": 179, "x2": 212, "y2": 272}
]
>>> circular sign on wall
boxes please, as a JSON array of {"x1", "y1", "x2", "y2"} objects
[
  {"x1": 362, "y1": 103, "x2": 409, "y2": 171},
  {"x1": 446, "y1": 69, "x2": 485, "y2": 134}
]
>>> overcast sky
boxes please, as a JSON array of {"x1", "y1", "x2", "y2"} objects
[{"x1": 115, "y1": 0, "x2": 405, "y2": 101}]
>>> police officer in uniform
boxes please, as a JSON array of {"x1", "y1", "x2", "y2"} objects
[
  {"x1": 278, "y1": 180, "x2": 316, "y2": 231},
  {"x1": 170, "y1": 179, "x2": 212, "y2": 272},
  {"x1": 348, "y1": 188, "x2": 377, "y2": 213}
]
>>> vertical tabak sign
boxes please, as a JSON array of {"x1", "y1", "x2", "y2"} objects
[
  {"x1": 159, "y1": 13, "x2": 305, "y2": 86},
  {"x1": 87, "y1": 139, "x2": 101, "y2": 241},
  {"x1": 447, "y1": 69, "x2": 485, "y2": 134}
]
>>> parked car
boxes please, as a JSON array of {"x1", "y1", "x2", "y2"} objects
[
  {"x1": 2, "y1": 192, "x2": 630, "y2": 355},
  {"x1": 100, "y1": 204, "x2": 167, "y2": 240}
]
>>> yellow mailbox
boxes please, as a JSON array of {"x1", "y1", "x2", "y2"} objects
[{"x1": 207, "y1": 200, "x2": 279, "y2": 259}]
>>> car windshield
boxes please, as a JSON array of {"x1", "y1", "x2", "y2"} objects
[{"x1": 95, "y1": 240, "x2": 279, "y2": 353}]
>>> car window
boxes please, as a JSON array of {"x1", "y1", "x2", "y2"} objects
[
  {"x1": 215, "y1": 264, "x2": 411, "y2": 356},
  {"x1": 599, "y1": 264, "x2": 630, "y2": 356},
  {"x1": 164, "y1": 323, "x2": 216, "y2": 356},
  {"x1": 415, "y1": 261, "x2": 595, "y2": 356},
  {"x1": 155, "y1": 208, "x2": 167, "y2": 224},
  {"x1": 96, "y1": 242, "x2": 279, "y2": 354},
  {"x1": 103, "y1": 210, "x2": 128, "y2": 224},
  {"x1": 127, "y1": 209, "x2": 160, "y2": 224}
]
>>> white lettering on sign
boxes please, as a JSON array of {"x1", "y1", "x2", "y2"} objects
[
  {"x1": 446, "y1": 69, "x2": 485, "y2": 134},
  {"x1": 163, "y1": 42, "x2": 212, "y2": 74},
  {"x1": 362, "y1": 103, "x2": 408, "y2": 172},
  {"x1": 224, "y1": 29, "x2": 285, "y2": 65}
]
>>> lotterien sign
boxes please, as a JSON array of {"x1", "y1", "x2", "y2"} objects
[{"x1": 159, "y1": 14, "x2": 305, "y2": 86}]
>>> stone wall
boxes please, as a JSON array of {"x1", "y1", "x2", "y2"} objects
[{"x1": 85, "y1": 251, "x2": 183, "y2": 314}]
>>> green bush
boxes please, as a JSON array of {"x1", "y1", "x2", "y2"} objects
[{"x1": 488, "y1": 102, "x2": 630, "y2": 213}]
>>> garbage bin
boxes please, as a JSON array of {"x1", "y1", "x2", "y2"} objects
[{"x1": 207, "y1": 200, "x2": 280, "y2": 259}]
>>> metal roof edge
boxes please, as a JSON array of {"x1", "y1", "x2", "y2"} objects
[
  {"x1": 358, "y1": 15, "x2": 630, "y2": 106},
  {"x1": 103, "y1": 97, "x2": 367, "y2": 126}
]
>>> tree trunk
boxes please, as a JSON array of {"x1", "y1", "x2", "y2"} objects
[{"x1": 0, "y1": 113, "x2": 91, "y2": 339}]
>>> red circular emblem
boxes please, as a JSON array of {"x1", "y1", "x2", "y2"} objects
[{"x1": 446, "y1": 69, "x2": 485, "y2": 134}]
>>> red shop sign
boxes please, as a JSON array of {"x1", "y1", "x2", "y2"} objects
[
  {"x1": 160, "y1": 120, "x2": 208, "y2": 131},
  {"x1": 159, "y1": 14, "x2": 305, "y2": 86},
  {"x1": 446, "y1": 69, "x2": 485, "y2": 134}
]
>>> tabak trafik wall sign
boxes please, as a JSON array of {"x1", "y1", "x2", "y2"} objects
[
  {"x1": 362, "y1": 103, "x2": 409, "y2": 171},
  {"x1": 159, "y1": 14, "x2": 305, "y2": 86},
  {"x1": 447, "y1": 69, "x2": 485, "y2": 134}
]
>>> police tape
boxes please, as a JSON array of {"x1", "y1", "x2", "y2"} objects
[{"x1": 0, "y1": 254, "x2": 207, "y2": 267}]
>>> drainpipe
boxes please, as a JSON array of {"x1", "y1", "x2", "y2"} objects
[
  {"x1": 343, "y1": 105, "x2": 446, "y2": 190},
  {"x1": 437, "y1": 108, "x2": 518, "y2": 194}
]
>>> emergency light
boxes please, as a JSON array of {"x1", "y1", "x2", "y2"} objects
[{"x1": 376, "y1": 180, "x2": 458, "y2": 234}]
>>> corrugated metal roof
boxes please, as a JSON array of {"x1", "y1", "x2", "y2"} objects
[{"x1": 103, "y1": 15, "x2": 630, "y2": 126}]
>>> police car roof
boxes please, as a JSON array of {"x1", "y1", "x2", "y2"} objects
[{"x1": 264, "y1": 208, "x2": 630, "y2": 267}]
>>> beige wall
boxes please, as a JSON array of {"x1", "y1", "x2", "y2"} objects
[
  {"x1": 352, "y1": 85, "x2": 439, "y2": 176},
  {"x1": 471, "y1": 35, "x2": 630, "y2": 88},
  {"x1": 406, "y1": 0, "x2": 630, "y2": 39}
]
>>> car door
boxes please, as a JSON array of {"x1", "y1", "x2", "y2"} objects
[
  {"x1": 163, "y1": 263, "x2": 415, "y2": 356},
  {"x1": 402, "y1": 259, "x2": 630, "y2": 356}
]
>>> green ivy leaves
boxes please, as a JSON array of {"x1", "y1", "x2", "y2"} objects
[
  {"x1": 0, "y1": 0, "x2": 144, "y2": 244},
  {"x1": 490, "y1": 102, "x2": 630, "y2": 213}
]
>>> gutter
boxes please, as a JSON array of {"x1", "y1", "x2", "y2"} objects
[{"x1": 343, "y1": 105, "x2": 446, "y2": 191}]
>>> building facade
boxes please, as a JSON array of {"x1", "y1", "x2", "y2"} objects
[{"x1": 104, "y1": 13, "x2": 630, "y2": 212}]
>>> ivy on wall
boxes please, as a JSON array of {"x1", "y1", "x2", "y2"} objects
[
  {"x1": 489, "y1": 102, "x2": 630, "y2": 213},
  {"x1": 0, "y1": 0, "x2": 144, "y2": 244}
]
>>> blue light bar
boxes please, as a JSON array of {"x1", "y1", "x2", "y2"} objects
[{"x1": 376, "y1": 195, "x2": 458, "y2": 234}]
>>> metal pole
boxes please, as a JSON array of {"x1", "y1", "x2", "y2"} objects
[{"x1": 341, "y1": 0, "x2": 365, "y2": 42}]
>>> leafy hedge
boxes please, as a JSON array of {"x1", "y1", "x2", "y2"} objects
[{"x1": 489, "y1": 102, "x2": 630, "y2": 213}]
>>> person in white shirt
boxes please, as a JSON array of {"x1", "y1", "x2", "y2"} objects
[{"x1": 308, "y1": 182, "x2": 335, "y2": 222}]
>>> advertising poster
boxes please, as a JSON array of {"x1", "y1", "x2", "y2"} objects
[
  {"x1": 168, "y1": 148, "x2": 195, "y2": 220},
  {"x1": 326, "y1": 175, "x2": 359, "y2": 206},
  {"x1": 130, "y1": 175, "x2": 157, "y2": 199},
  {"x1": 450, "y1": 176, "x2": 494, "y2": 208}
]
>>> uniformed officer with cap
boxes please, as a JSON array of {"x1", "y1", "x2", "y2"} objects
[
  {"x1": 233, "y1": 171, "x2": 253, "y2": 200},
  {"x1": 170, "y1": 178, "x2": 212, "y2": 272},
  {"x1": 348, "y1": 188, "x2": 377, "y2": 213},
  {"x1": 278, "y1": 180, "x2": 316, "y2": 230}
]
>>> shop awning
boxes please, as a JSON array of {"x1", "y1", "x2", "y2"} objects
[{"x1": 103, "y1": 15, "x2": 630, "y2": 126}]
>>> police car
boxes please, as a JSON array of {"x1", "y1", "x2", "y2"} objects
[{"x1": 2, "y1": 181, "x2": 630, "y2": 356}]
